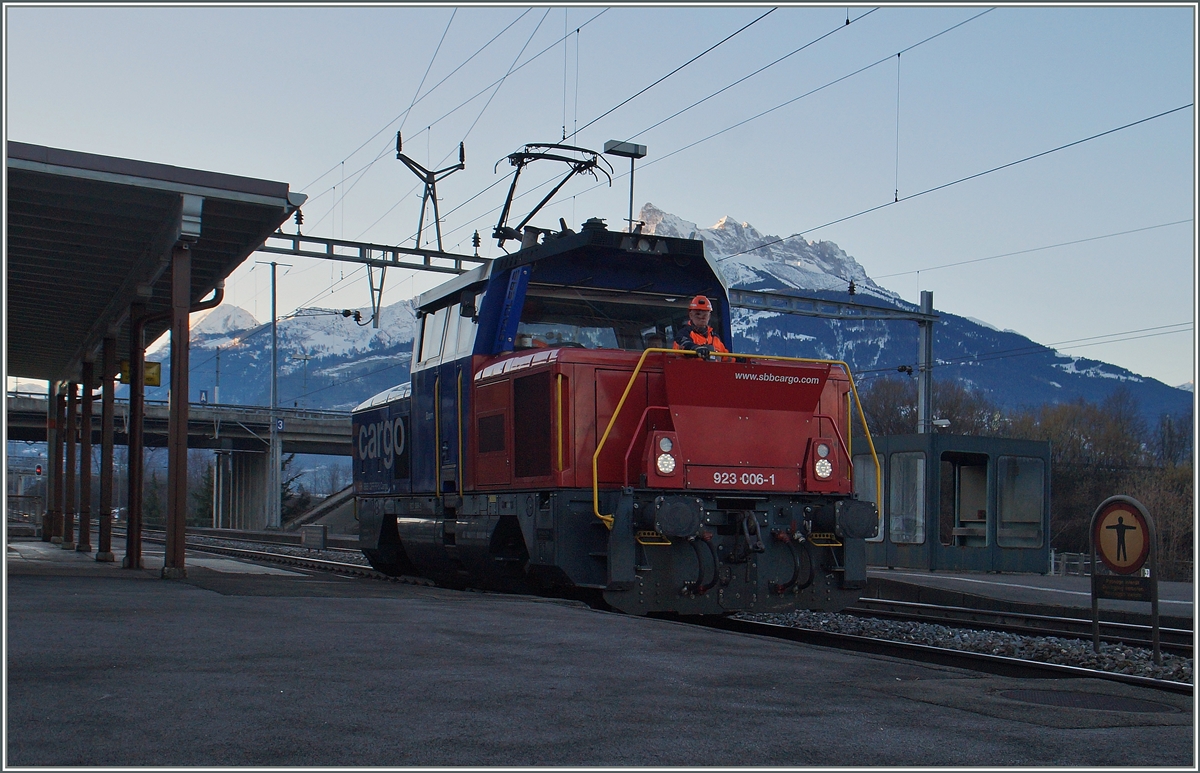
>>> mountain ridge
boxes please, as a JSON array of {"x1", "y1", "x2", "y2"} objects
[{"x1": 138, "y1": 205, "x2": 1190, "y2": 425}]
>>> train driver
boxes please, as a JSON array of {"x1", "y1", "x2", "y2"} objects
[{"x1": 673, "y1": 295, "x2": 729, "y2": 359}]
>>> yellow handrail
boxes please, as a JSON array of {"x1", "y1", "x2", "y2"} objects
[
  {"x1": 591, "y1": 349, "x2": 882, "y2": 527},
  {"x1": 556, "y1": 373, "x2": 564, "y2": 472}
]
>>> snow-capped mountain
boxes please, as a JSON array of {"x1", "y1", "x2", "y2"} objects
[
  {"x1": 140, "y1": 205, "x2": 1191, "y2": 426},
  {"x1": 143, "y1": 301, "x2": 418, "y2": 411},
  {"x1": 641, "y1": 204, "x2": 1191, "y2": 426},
  {"x1": 642, "y1": 203, "x2": 893, "y2": 301}
]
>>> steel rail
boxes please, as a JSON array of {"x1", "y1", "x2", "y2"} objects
[
  {"x1": 694, "y1": 616, "x2": 1193, "y2": 696},
  {"x1": 845, "y1": 598, "x2": 1193, "y2": 656},
  {"x1": 139, "y1": 530, "x2": 433, "y2": 585}
]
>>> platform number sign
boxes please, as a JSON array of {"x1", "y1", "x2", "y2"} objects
[{"x1": 276, "y1": 419, "x2": 285, "y2": 431}]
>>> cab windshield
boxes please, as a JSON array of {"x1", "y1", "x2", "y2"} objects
[{"x1": 516, "y1": 286, "x2": 715, "y2": 351}]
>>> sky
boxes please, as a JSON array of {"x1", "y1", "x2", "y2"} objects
[{"x1": 5, "y1": 3, "x2": 1197, "y2": 388}]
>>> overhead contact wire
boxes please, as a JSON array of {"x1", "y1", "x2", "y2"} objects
[
  {"x1": 302, "y1": 8, "x2": 529, "y2": 193},
  {"x1": 874, "y1": 219, "x2": 1194, "y2": 279},
  {"x1": 568, "y1": 7, "x2": 778, "y2": 141},
  {"x1": 358, "y1": 9, "x2": 608, "y2": 244},
  {"x1": 357, "y1": 11, "x2": 553, "y2": 244},
  {"x1": 848, "y1": 323, "x2": 1193, "y2": 380},
  {"x1": 449, "y1": 7, "x2": 992, "y2": 239},
  {"x1": 626, "y1": 8, "x2": 879, "y2": 142},
  {"x1": 718, "y1": 103, "x2": 1194, "y2": 262}
]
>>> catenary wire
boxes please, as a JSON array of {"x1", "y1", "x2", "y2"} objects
[
  {"x1": 301, "y1": 8, "x2": 529, "y2": 193},
  {"x1": 716, "y1": 103, "x2": 1193, "y2": 262},
  {"x1": 352, "y1": 9, "x2": 609, "y2": 244},
  {"x1": 624, "y1": 8, "x2": 879, "y2": 142},
  {"x1": 229, "y1": 12, "x2": 1186, "y2": 392},
  {"x1": 417, "y1": 5, "x2": 792, "y2": 244},
  {"x1": 437, "y1": 8, "x2": 995, "y2": 243},
  {"x1": 298, "y1": 9, "x2": 534, "y2": 232},
  {"x1": 847, "y1": 323, "x2": 1193, "y2": 380},
  {"x1": 873, "y1": 219, "x2": 1194, "y2": 279},
  {"x1": 352, "y1": 9, "x2": 554, "y2": 244},
  {"x1": 567, "y1": 7, "x2": 778, "y2": 142}
]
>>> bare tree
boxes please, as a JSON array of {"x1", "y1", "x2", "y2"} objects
[{"x1": 318, "y1": 462, "x2": 351, "y2": 496}]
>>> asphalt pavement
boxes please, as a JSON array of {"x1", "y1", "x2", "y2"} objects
[{"x1": 6, "y1": 539, "x2": 1194, "y2": 767}]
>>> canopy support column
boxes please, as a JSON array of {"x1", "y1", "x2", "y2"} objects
[{"x1": 163, "y1": 243, "x2": 192, "y2": 578}]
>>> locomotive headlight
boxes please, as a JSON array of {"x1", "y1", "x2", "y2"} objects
[
  {"x1": 656, "y1": 453, "x2": 677, "y2": 475},
  {"x1": 814, "y1": 458, "x2": 833, "y2": 479},
  {"x1": 815, "y1": 442, "x2": 830, "y2": 458},
  {"x1": 658, "y1": 436, "x2": 673, "y2": 453}
]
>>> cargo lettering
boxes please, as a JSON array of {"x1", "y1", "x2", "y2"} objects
[{"x1": 357, "y1": 416, "x2": 405, "y2": 469}]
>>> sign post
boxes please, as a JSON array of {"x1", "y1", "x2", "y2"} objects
[{"x1": 1089, "y1": 495, "x2": 1159, "y2": 665}]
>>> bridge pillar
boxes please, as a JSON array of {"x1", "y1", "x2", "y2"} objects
[
  {"x1": 212, "y1": 449, "x2": 232, "y2": 528},
  {"x1": 229, "y1": 451, "x2": 269, "y2": 531},
  {"x1": 211, "y1": 447, "x2": 274, "y2": 531}
]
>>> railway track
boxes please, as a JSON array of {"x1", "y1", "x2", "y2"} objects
[
  {"x1": 693, "y1": 616, "x2": 1193, "y2": 696},
  {"x1": 844, "y1": 597, "x2": 1193, "y2": 657},
  {"x1": 143, "y1": 529, "x2": 1193, "y2": 696}
]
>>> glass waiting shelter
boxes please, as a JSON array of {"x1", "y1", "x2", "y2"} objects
[{"x1": 855, "y1": 434, "x2": 1051, "y2": 574}]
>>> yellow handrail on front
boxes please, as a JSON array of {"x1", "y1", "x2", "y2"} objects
[
  {"x1": 591, "y1": 349, "x2": 882, "y2": 528},
  {"x1": 556, "y1": 373, "x2": 564, "y2": 472}
]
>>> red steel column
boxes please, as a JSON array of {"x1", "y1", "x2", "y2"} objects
[
  {"x1": 43, "y1": 381, "x2": 58, "y2": 541},
  {"x1": 63, "y1": 382, "x2": 78, "y2": 550},
  {"x1": 51, "y1": 386, "x2": 66, "y2": 544},
  {"x1": 78, "y1": 362, "x2": 94, "y2": 552},
  {"x1": 97, "y1": 336, "x2": 117, "y2": 561},
  {"x1": 164, "y1": 243, "x2": 191, "y2": 579},
  {"x1": 124, "y1": 302, "x2": 146, "y2": 569}
]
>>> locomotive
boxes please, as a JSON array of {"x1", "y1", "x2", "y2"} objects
[{"x1": 353, "y1": 216, "x2": 881, "y2": 615}]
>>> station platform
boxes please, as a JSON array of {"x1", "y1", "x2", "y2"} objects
[
  {"x1": 866, "y1": 567, "x2": 1194, "y2": 628},
  {"x1": 6, "y1": 537, "x2": 1194, "y2": 767}
]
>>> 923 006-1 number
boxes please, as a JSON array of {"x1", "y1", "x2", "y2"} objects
[{"x1": 713, "y1": 471, "x2": 775, "y2": 487}]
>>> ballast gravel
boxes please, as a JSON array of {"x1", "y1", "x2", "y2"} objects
[
  {"x1": 186, "y1": 535, "x2": 1191, "y2": 685},
  {"x1": 186, "y1": 535, "x2": 372, "y2": 566},
  {"x1": 739, "y1": 609, "x2": 1193, "y2": 684}
]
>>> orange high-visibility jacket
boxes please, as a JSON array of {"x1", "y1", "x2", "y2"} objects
[{"x1": 672, "y1": 323, "x2": 729, "y2": 353}]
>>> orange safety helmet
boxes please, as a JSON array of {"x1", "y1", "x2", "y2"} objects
[{"x1": 688, "y1": 295, "x2": 713, "y2": 312}]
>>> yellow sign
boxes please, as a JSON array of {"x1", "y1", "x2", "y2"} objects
[
  {"x1": 118, "y1": 360, "x2": 162, "y2": 387},
  {"x1": 1093, "y1": 501, "x2": 1149, "y2": 575}
]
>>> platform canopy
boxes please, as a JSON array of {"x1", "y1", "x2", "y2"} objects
[{"x1": 6, "y1": 141, "x2": 305, "y2": 384}]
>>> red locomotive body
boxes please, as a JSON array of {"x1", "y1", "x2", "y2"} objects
[{"x1": 354, "y1": 217, "x2": 879, "y2": 615}]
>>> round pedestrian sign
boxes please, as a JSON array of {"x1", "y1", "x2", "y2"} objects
[{"x1": 1092, "y1": 500, "x2": 1150, "y2": 575}]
